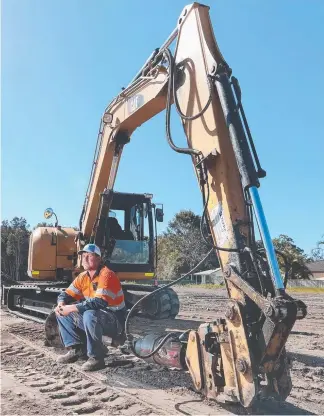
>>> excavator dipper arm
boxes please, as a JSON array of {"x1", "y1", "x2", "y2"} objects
[{"x1": 77, "y1": 2, "x2": 306, "y2": 407}]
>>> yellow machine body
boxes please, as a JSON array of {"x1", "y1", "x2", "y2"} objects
[
  {"x1": 27, "y1": 227, "x2": 154, "y2": 282},
  {"x1": 28, "y1": 227, "x2": 78, "y2": 280}
]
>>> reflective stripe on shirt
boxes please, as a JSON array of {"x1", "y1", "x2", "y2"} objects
[
  {"x1": 67, "y1": 284, "x2": 82, "y2": 295},
  {"x1": 106, "y1": 301, "x2": 126, "y2": 311},
  {"x1": 96, "y1": 288, "x2": 124, "y2": 299}
]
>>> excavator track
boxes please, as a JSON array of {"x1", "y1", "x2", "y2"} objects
[{"x1": 2, "y1": 282, "x2": 180, "y2": 328}]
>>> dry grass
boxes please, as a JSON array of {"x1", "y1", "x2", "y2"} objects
[
  {"x1": 176, "y1": 283, "x2": 224, "y2": 289},
  {"x1": 287, "y1": 287, "x2": 324, "y2": 293},
  {"x1": 125, "y1": 281, "x2": 324, "y2": 293},
  {"x1": 175, "y1": 284, "x2": 324, "y2": 293}
]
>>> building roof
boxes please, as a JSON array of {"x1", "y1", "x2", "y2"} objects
[
  {"x1": 307, "y1": 260, "x2": 324, "y2": 273},
  {"x1": 193, "y1": 268, "x2": 221, "y2": 276}
]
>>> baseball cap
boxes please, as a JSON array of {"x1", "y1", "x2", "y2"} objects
[{"x1": 78, "y1": 243, "x2": 101, "y2": 257}]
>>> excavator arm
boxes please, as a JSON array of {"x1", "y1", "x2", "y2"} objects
[{"x1": 79, "y1": 67, "x2": 169, "y2": 240}]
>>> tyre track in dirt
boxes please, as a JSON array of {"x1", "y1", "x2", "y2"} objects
[
  {"x1": 1, "y1": 335, "x2": 156, "y2": 415},
  {"x1": 1, "y1": 319, "x2": 232, "y2": 416}
]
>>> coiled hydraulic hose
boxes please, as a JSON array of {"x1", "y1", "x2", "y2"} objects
[{"x1": 125, "y1": 248, "x2": 214, "y2": 359}]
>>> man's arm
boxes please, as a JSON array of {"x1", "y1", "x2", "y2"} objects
[
  {"x1": 74, "y1": 297, "x2": 108, "y2": 313},
  {"x1": 55, "y1": 274, "x2": 85, "y2": 316},
  {"x1": 57, "y1": 291, "x2": 76, "y2": 305},
  {"x1": 57, "y1": 298, "x2": 109, "y2": 316}
]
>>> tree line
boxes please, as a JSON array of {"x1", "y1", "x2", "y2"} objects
[{"x1": 1, "y1": 213, "x2": 323, "y2": 282}]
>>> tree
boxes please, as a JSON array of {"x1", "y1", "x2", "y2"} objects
[
  {"x1": 311, "y1": 234, "x2": 324, "y2": 261},
  {"x1": 1, "y1": 217, "x2": 31, "y2": 281},
  {"x1": 267, "y1": 234, "x2": 312, "y2": 279},
  {"x1": 156, "y1": 210, "x2": 219, "y2": 279},
  {"x1": 156, "y1": 235, "x2": 182, "y2": 280}
]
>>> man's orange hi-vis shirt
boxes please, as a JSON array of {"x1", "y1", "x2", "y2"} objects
[{"x1": 60, "y1": 265, "x2": 125, "y2": 313}]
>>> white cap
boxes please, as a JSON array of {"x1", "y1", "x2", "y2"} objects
[{"x1": 78, "y1": 243, "x2": 101, "y2": 257}]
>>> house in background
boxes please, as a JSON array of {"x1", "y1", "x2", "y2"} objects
[
  {"x1": 182, "y1": 261, "x2": 324, "y2": 286},
  {"x1": 307, "y1": 260, "x2": 324, "y2": 280},
  {"x1": 187, "y1": 268, "x2": 224, "y2": 284}
]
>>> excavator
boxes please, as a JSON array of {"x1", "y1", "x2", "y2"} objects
[{"x1": 2, "y1": 2, "x2": 307, "y2": 408}]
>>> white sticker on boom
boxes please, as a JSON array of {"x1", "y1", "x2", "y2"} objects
[{"x1": 210, "y1": 202, "x2": 229, "y2": 246}]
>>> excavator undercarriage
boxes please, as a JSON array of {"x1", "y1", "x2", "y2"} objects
[
  {"x1": 2, "y1": 282, "x2": 179, "y2": 323},
  {"x1": 2, "y1": 281, "x2": 179, "y2": 350}
]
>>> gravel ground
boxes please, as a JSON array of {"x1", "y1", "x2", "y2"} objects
[{"x1": 1, "y1": 286, "x2": 323, "y2": 415}]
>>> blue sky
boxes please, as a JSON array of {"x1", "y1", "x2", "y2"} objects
[{"x1": 2, "y1": 0, "x2": 323, "y2": 255}]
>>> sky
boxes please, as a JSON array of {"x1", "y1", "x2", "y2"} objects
[{"x1": 2, "y1": 0, "x2": 324, "y2": 255}]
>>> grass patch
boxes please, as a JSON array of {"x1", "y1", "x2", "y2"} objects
[
  {"x1": 123, "y1": 281, "x2": 224, "y2": 290},
  {"x1": 122, "y1": 281, "x2": 324, "y2": 293},
  {"x1": 182, "y1": 285, "x2": 324, "y2": 292},
  {"x1": 287, "y1": 287, "x2": 324, "y2": 293}
]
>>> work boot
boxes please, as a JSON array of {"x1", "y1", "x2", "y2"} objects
[
  {"x1": 81, "y1": 357, "x2": 105, "y2": 371},
  {"x1": 57, "y1": 346, "x2": 86, "y2": 364}
]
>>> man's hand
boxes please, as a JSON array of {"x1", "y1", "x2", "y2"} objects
[
  {"x1": 54, "y1": 301, "x2": 65, "y2": 316},
  {"x1": 55, "y1": 301, "x2": 65, "y2": 314},
  {"x1": 55, "y1": 304, "x2": 78, "y2": 317}
]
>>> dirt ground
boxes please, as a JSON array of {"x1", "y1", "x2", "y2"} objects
[{"x1": 1, "y1": 286, "x2": 323, "y2": 415}]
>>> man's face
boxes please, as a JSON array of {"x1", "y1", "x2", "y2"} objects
[{"x1": 82, "y1": 252, "x2": 101, "y2": 271}]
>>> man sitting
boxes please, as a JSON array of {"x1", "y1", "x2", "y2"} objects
[{"x1": 55, "y1": 243, "x2": 126, "y2": 371}]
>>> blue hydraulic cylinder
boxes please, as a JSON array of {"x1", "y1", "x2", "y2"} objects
[{"x1": 249, "y1": 186, "x2": 284, "y2": 291}]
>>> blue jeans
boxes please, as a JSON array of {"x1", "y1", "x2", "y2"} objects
[{"x1": 56, "y1": 309, "x2": 122, "y2": 358}]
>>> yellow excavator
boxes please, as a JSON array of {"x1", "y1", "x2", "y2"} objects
[{"x1": 3, "y1": 2, "x2": 307, "y2": 407}]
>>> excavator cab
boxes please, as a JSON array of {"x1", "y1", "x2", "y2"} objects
[{"x1": 88, "y1": 190, "x2": 163, "y2": 281}]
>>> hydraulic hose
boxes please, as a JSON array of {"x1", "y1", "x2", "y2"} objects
[{"x1": 125, "y1": 248, "x2": 214, "y2": 359}]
